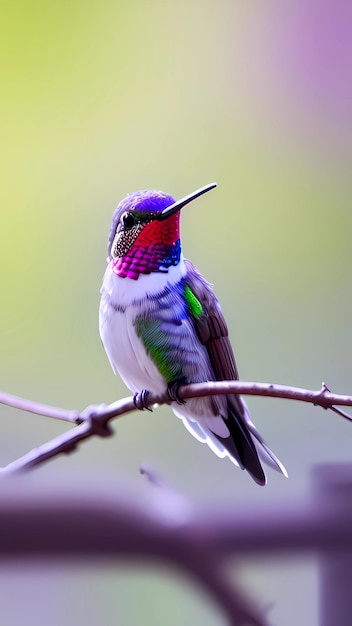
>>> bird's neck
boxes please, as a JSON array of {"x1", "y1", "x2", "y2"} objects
[
  {"x1": 103, "y1": 256, "x2": 187, "y2": 309},
  {"x1": 112, "y1": 239, "x2": 181, "y2": 280}
]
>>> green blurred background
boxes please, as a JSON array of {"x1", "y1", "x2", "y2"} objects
[{"x1": 0, "y1": 1, "x2": 351, "y2": 624}]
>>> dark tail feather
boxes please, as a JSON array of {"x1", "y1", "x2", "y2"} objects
[
  {"x1": 213, "y1": 402, "x2": 266, "y2": 486},
  {"x1": 246, "y1": 421, "x2": 288, "y2": 477}
]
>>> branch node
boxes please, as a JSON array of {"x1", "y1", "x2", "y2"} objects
[
  {"x1": 80, "y1": 403, "x2": 105, "y2": 419},
  {"x1": 313, "y1": 382, "x2": 332, "y2": 409},
  {"x1": 80, "y1": 404, "x2": 114, "y2": 438},
  {"x1": 89, "y1": 415, "x2": 114, "y2": 438}
]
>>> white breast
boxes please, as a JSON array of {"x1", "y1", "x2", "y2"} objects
[{"x1": 99, "y1": 259, "x2": 186, "y2": 394}]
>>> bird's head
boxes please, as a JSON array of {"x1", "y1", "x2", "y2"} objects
[{"x1": 107, "y1": 183, "x2": 216, "y2": 280}]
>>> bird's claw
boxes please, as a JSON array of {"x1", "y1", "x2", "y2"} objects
[
  {"x1": 133, "y1": 389, "x2": 153, "y2": 411},
  {"x1": 167, "y1": 379, "x2": 186, "y2": 405}
]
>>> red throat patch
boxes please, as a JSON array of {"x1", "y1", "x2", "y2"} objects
[{"x1": 135, "y1": 213, "x2": 180, "y2": 247}]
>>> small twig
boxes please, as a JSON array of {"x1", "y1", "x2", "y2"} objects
[
  {"x1": 0, "y1": 390, "x2": 81, "y2": 423},
  {"x1": 329, "y1": 406, "x2": 352, "y2": 422},
  {"x1": 140, "y1": 464, "x2": 165, "y2": 488}
]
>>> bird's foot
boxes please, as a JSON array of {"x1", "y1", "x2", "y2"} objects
[
  {"x1": 167, "y1": 378, "x2": 186, "y2": 405},
  {"x1": 133, "y1": 389, "x2": 153, "y2": 412}
]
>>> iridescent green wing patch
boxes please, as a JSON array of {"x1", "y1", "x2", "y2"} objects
[
  {"x1": 184, "y1": 284, "x2": 203, "y2": 320},
  {"x1": 134, "y1": 316, "x2": 182, "y2": 383}
]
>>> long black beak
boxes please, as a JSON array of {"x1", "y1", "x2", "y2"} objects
[{"x1": 158, "y1": 182, "x2": 217, "y2": 221}]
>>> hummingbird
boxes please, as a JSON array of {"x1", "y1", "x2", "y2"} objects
[{"x1": 99, "y1": 183, "x2": 287, "y2": 485}]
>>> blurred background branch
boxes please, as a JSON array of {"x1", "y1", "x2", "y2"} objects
[{"x1": 0, "y1": 465, "x2": 352, "y2": 626}]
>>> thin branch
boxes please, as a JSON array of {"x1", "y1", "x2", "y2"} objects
[
  {"x1": 179, "y1": 380, "x2": 352, "y2": 411},
  {"x1": 0, "y1": 397, "x2": 133, "y2": 475},
  {"x1": 2, "y1": 381, "x2": 352, "y2": 426},
  {"x1": 1, "y1": 380, "x2": 352, "y2": 475}
]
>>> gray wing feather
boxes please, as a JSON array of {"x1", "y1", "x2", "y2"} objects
[{"x1": 184, "y1": 260, "x2": 286, "y2": 484}]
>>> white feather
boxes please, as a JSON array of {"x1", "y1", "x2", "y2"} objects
[{"x1": 99, "y1": 259, "x2": 186, "y2": 393}]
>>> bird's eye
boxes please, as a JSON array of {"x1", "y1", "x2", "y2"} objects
[{"x1": 121, "y1": 212, "x2": 136, "y2": 230}]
